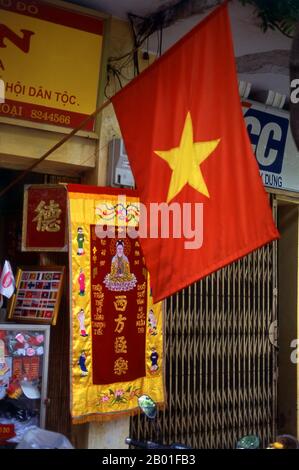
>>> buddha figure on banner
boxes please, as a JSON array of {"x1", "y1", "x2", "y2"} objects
[{"x1": 104, "y1": 240, "x2": 137, "y2": 292}]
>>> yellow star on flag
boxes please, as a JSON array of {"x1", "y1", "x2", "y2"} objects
[{"x1": 155, "y1": 112, "x2": 220, "y2": 202}]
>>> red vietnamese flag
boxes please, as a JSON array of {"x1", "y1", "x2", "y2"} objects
[{"x1": 111, "y1": 4, "x2": 279, "y2": 303}]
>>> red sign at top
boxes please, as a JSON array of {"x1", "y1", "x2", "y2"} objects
[{"x1": 0, "y1": 0, "x2": 103, "y2": 35}]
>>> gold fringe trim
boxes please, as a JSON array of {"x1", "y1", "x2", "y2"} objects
[
  {"x1": 72, "y1": 402, "x2": 165, "y2": 425},
  {"x1": 72, "y1": 407, "x2": 140, "y2": 425}
]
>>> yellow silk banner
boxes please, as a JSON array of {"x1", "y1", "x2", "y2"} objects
[{"x1": 68, "y1": 186, "x2": 164, "y2": 423}]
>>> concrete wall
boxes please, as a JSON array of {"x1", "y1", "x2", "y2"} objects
[
  {"x1": 76, "y1": 13, "x2": 156, "y2": 448},
  {"x1": 86, "y1": 17, "x2": 155, "y2": 187},
  {"x1": 77, "y1": 16, "x2": 137, "y2": 448},
  {"x1": 0, "y1": 121, "x2": 98, "y2": 177}
]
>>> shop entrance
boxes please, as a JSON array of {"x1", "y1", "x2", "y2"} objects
[
  {"x1": 0, "y1": 169, "x2": 78, "y2": 442},
  {"x1": 277, "y1": 201, "x2": 299, "y2": 438}
]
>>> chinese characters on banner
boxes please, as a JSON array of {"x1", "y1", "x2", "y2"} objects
[
  {"x1": 68, "y1": 185, "x2": 164, "y2": 423},
  {"x1": 90, "y1": 228, "x2": 147, "y2": 384},
  {"x1": 22, "y1": 185, "x2": 67, "y2": 251}
]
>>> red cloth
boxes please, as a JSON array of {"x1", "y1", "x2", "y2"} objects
[
  {"x1": 90, "y1": 226, "x2": 147, "y2": 385},
  {"x1": 112, "y1": 4, "x2": 279, "y2": 302}
]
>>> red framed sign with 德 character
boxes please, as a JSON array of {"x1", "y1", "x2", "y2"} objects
[{"x1": 22, "y1": 185, "x2": 68, "y2": 252}]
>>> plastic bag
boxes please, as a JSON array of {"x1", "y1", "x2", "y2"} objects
[{"x1": 16, "y1": 426, "x2": 74, "y2": 449}]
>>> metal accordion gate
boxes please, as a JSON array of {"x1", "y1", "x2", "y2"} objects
[{"x1": 130, "y1": 198, "x2": 278, "y2": 449}]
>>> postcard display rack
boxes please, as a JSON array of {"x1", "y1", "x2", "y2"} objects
[
  {"x1": 0, "y1": 324, "x2": 50, "y2": 446},
  {"x1": 8, "y1": 267, "x2": 65, "y2": 325}
]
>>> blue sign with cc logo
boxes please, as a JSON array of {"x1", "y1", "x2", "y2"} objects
[{"x1": 244, "y1": 107, "x2": 289, "y2": 175}]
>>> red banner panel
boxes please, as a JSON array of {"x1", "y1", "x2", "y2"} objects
[
  {"x1": 22, "y1": 185, "x2": 67, "y2": 252},
  {"x1": 90, "y1": 226, "x2": 147, "y2": 385}
]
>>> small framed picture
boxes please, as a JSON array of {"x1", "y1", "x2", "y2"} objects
[{"x1": 7, "y1": 266, "x2": 65, "y2": 325}]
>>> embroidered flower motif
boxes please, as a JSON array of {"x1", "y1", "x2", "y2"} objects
[{"x1": 98, "y1": 386, "x2": 141, "y2": 406}]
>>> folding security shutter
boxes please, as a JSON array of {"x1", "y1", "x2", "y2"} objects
[{"x1": 130, "y1": 197, "x2": 278, "y2": 448}]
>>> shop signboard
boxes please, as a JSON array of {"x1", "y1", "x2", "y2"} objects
[
  {"x1": 22, "y1": 184, "x2": 68, "y2": 252},
  {"x1": 0, "y1": 0, "x2": 104, "y2": 131},
  {"x1": 243, "y1": 100, "x2": 299, "y2": 193}
]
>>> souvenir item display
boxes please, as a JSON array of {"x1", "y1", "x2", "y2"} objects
[
  {"x1": 0, "y1": 324, "x2": 50, "y2": 446},
  {"x1": 7, "y1": 266, "x2": 64, "y2": 325}
]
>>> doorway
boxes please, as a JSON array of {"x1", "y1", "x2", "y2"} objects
[
  {"x1": 0, "y1": 169, "x2": 79, "y2": 441},
  {"x1": 277, "y1": 202, "x2": 299, "y2": 437}
]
